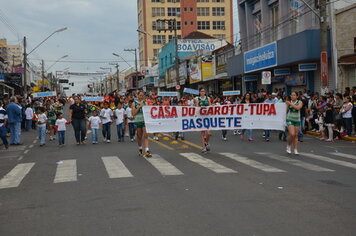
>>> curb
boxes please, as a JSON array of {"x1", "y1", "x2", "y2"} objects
[{"x1": 306, "y1": 131, "x2": 356, "y2": 142}]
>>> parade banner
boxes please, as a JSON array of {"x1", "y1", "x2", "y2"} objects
[
  {"x1": 82, "y1": 97, "x2": 104, "y2": 102},
  {"x1": 32, "y1": 91, "x2": 57, "y2": 98},
  {"x1": 143, "y1": 103, "x2": 287, "y2": 133}
]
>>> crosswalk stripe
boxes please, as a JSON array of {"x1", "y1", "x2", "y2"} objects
[
  {"x1": 330, "y1": 152, "x2": 356, "y2": 161},
  {"x1": 256, "y1": 152, "x2": 334, "y2": 172},
  {"x1": 101, "y1": 156, "x2": 133, "y2": 178},
  {"x1": 0, "y1": 163, "x2": 35, "y2": 189},
  {"x1": 54, "y1": 160, "x2": 77, "y2": 183},
  {"x1": 180, "y1": 153, "x2": 237, "y2": 173},
  {"x1": 219, "y1": 153, "x2": 286, "y2": 173},
  {"x1": 145, "y1": 154, "x2": 184, "y2": 176},
  {"x1": 301, "y1": 153, "x2": 356, "y2": 170}
]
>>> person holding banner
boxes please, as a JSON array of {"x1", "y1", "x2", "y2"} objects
[
  {"x1": 132, "y1": 90, "x2": 152, "y2": 158},
  {"x1": 240, "y1": 93, "x2": 254, "y2": 142},
  {"x1": 285, "y1": 92, "x2": 304, "y2": 155},
  {"x1": 195, "y1": 88, "x2": 212, "y2": 153}
]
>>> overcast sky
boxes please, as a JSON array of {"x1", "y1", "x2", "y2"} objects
[{"x1": 1, "y1": 0, "x2": 239, "y2": 93}]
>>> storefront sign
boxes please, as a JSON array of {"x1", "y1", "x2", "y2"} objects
[
  {"x1": 188, "y1": 56, "x2": 202, "y2": 84},
  {"x1": 143, "y1": 103, "x2": 287, "y2": 133},
  {"x1": 158, "y1": 91, "x2": 178, "y2": 97},
  {"x1": 298, "y1": 63, "x2": 317, "y2": 71},
  {"x1": 262, "y1": 71, "x2": 272, "y2": 85},
  {"x1": 177, "y1": 39, "x2": 227, "y2": 53},
  {"x1": 201, "y1": 55, "x2": 216, "y2": 81},
  {"x1": 0, "y1": 74, "x2": 5, "y2": 82},
  {"x1": 244, "y1": 42, "x2": 277, "y2": 73},
  {"x1": 183, "y1": 88, "x2": 199, "y2": 95},
  {"x1": 82, "y1": 97, "x2": 104, "y2": 102},
  {"x1": 271, "y1": 76, "x2": 285, "y2": 83},
  {"x1": 274, "y1": 68, "x2": 290, "y2": 76},
  {"x1": 243, "y1": 75, "x2": 258, "y2": 82},
  {"x1": 5, "y1": 73, "x2": 22, "y2": 87},
  {"x1": 32, "y1": 91, "x2": 57, "y2": 98},
  {"x1": 223, "y1": 90, "x2": 241, "y2": 96}
]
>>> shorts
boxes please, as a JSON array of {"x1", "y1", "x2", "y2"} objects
[
  {"x1": 135, "y1": 122, "x2": 145, "y2": 128},
  {"x1": 286, "y1": 120, "x2": 300, "y2": 127},
  {"x1": 49, "y1": 120, "x2": 56, "y2": 126}
]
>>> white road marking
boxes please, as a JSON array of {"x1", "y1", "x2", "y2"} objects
[
  {"x1": 0, "y1": 146, "x2": 26, "y2": 152},
  {"x1": 301, "y1": 153, "x2": 356, "y2": 170},
  {"x1": 101, "y1": 156, "x2": 133, "y2": 178},
  {"x1": 33, "y1": 140, "x2": 37, "y2": 144},
  {"x1": 29, "y1": 145, "x2": 34, "y2": 148},
  {"x1": 330, "y1": 152, "x2": 356, "y2": 161},
  {"x1": 17, "y1": 156, "x2": 23, "y2": 161},
  {"x1": 219, "y1": 152, "x2": 286, "y2": 173},
  {"x1": 24, "y1": 150, "x2": 29, "y2": 154},
  {"x1": 146, "y1": 154, "x2": 183, "y2": 176},
  {"x1": 179, "y1": 153, "x2": 237, "y2": 173},
  {"x1": 256, "y1": 152, "x2": 334, "y2": 172},
  {"x1": 0, "y1": 163, "x2": 35, "y2": 189},
  {"x1": 54, "y1": 160, "x2": 77, "y2": 183}
]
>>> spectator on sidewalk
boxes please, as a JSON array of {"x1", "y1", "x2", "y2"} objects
[
  {"x1": 0, "y1": 101, "x2": 9, "y2": 149},
  {"x1": 6, "y1": 96, "x2": 22, "y2": 145},
  {"x1": 341, "y1": 96, "x2": 353, "y2": 137}
]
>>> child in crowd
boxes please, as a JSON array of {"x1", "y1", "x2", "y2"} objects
[
  {"x1": 115, "y1": 102, "x2": 126, "y2": 142},
  {"x1": 315, "y1": 112, "x2": 324, "y2": 135},
  {"x1": 55, "y1": 112, "x2": 68, "y2": 147},
  {"x1": 88, "y1": 110, "x2": 101, "y2": 144},
  {"x1": 24, "y1": 104, "x2": 33, "y2": 131},
  {"x1": 100, "y1": 102, "x2": 113, "y2": 143},
  {"x1": 323, "y1": 103, "x2": 334, "y2": 142},
  {"x1": 126, "y1": 100, "x2": 136, "y2": 142},
  {"x1": 37, "y1": 107, "x2": 48, "y2": 147}
]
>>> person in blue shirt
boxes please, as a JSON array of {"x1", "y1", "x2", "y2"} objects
[
  {"x1": 6, "y1": 96, "x2": 22, "y2": 145},
  {"x1": 0, "y1": 101, "x2": 8, "y2": 149}
]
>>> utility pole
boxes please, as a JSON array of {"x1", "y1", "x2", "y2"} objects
[
  {"x1": 23, "y1": 36, "x2": 27, "y2": 97},
  {"x1": 115, "y1": 64, "x2": 120, "y2": 91},
  {"x1": 124, "y1": 48, "x2": 138, "y2": 89},
  {"x1": 41, "y1": 60, "x2": 45, "y2": 92},
  {"x1": 157, "y1": 19, "x2": 180, "y2": 92},
  {"x1": 319, "y1": 0, "x2": 328, "y2": 94}
]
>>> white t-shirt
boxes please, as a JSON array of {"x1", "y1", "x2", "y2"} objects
[
  {"x1": 100, "y1": 108, "x2": 113, "y2": 124},
  {"x1": 0, "y1": 107, "x2": 7, "y2": 128},
  {"x1": 25, "y1": 107, "x2": 34, "y2": 120},
  {"x1": 37, "y1": 113, "x2": 47, "y2": 127},
  {"x1": 342, "y1": 102, "x2": 353, "y2": 118},
  {"x1": 187, "y1": 99, "x2": 195, "y2": 107},
  {"x1": 88, "y1": 116, "x2": 101, "y2": 129},
  {"x1": 126, "y1": 107, "x2": 134, "y2": 123},
  {"x1": 115, "y1": 108, "x2": 126, "y2": 125},
  {"x1": 55, "y1": 118, "x2": 67, "y2": 131}
]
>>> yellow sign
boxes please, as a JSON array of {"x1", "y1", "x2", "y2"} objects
[
  {"x1": 36, "y1": 79, "x2": 49, "y2": 85},
  {"x1": 201, "y1": 55, "x2": 215, "y2": 80},
  {"x1": 32, "y1": 86, "x2": 41, "y2": 92}
]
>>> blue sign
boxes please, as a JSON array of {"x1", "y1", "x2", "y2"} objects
[
  {"x1": 32, "y1": 91, "x2": 57, "y2": 98},
  {"x1": 0, "y1": 74, "x2": 5, "y2": 82},
  {"x1": 223, "y1": 90, "x2": 241, "y2": 96},
  {"x1": 244, "y1": 42, "x2": 277, "y2": 73},
  {"x1": 158, "y1": 91, "x2": 178, "y2": 97},
  {"x1": 82, "y1": 97, "x2": 104, "y2": 102},
  {"x1": 298, "y1": 63, "x2": 317, "y2": 71},
  {"x1": 274, "y1": 68, "x2": 290, "y2": 76},
  {"x1": 183, "y1": 88, "x2": 199, "y2": 95},
  {"x1": 243, "y1": 75, "x2": 258, "y2": 82}
]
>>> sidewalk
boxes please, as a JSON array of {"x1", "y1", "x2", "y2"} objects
[{"x1": 306, "y1": 131, "x2": 356, "y2": 142}]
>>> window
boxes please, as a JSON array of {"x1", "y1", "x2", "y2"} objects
[
  {"x1": 167, "y1": 0, "x2": 180, "y2": 2},
  {"x1": 197, "y1": 7, "x2": 209, "y2": 16},
  {"x1": 198, "y1": 21, "x2": 210, "y2": 30},
  {"x1": 152, "y1": 7, "x2": 165, "y2": 17},
  {"x1": 254, "y1": 12, "x2": 262, "y2": 47},
  {"x1": 151, "y1": 0, "x2": 161, "y2": 2},
  {"x1": 153, "y1": 35, "x2": 166, "y2": 44},
  {"x1": 152, "y1": 21, "x2": 165, "y2": 30},
  {"x1": 212, "y1": 7, "x2": 225, "y2": 16},
  {"x1": 153, "y1": 49, "x2": 159, "y2": 59},
  {"x1": 213, "y1": 34, "x2": 226, "y2": 40},
  {"x1": 168, "y1": 20, "x2": 181, "y2": 30},
  {"x1": 212, "y1": 0, "x2": 224, "y2": 2},
  {"x1": 212, "y1": 21, "x2": 225, "y2": 30},
  {"x1": 168, "y1": 7, "x2": 180, "y2": 16},
  {"x1": 271, "y1": 3, "x2": 279, "y2": 41},
  {"x1": 197, "y1": 0, "x2": 209, "y2": 2}
]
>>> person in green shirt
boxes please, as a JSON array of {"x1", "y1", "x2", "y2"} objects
[
  {"x1": 195, "y1": 87, "x2": 212, "y2": 153},
  {"x1": 132, "y1": 90, "x2": 151, "y2": 158},
  {"x1": 286, "y1": 92, "x2": 303, "y2": 155}
]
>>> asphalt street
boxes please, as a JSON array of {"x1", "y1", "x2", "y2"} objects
[{"x1": 0, "y1": 123, "x2": 355, "y2": 236}]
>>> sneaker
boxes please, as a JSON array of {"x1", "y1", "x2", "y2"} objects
[
  {"x1": 286, "y1": 145, "x2": 291, "y2": 154},
  {"x1": 262, "y1": 134, "x2": 266, "y2": 138},
  {"x1": 145, "y1": 151, "x2": 152, "y2": 158},
  {"x1": 205, "y1": 143, "x2": 211, "y2": 151},
  {"x1": 223, "y1": 137, "x2": 227, "y2": 141},
  {"x1": 233, "y1": 130, "x2": 238, "y2": 135},
  {"x1": 325, "y1": 139, "x2": 333, "y2": 142},
  {"x1": 294, "y1": 149, "x2": 299, "y2": 155},
  {"x1": 139, "y1": 149, "x2": 143, "y2": 156},
  {"x1": 265, "y1": 138, "x2": 270, "y2": 142},
  {"x1": 103, "y1": 138, "x2": 107, "y2": 142},
  {"x1": 50, "y1": 136, "x2": 53, "y2": 141},
  {"x1": 106, "y1": 140, "x2": 111, "y2": 143},
  {"x1": 248, "y1": 138, "x2": 254, "y2": 142},
  {"x1": 4, "y1": 144, "x2": 9, "y2": 149},
  {"x1": 237, "y1": 130, "x2": 241, "y2": 135},
  {"x1": 92, "y1": 142, "x2": 96, "y2": 144},
  {"x1": 201, "y1": 148, "x2": 207, "y2": 153},
  {"x1": 76, "y1": 142, "x2": 80, "y2": 145},
  {"x1": 130, "y1": 139, "x2": 134, "y2": 142}
]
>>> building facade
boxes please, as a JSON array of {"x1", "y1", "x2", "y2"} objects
[
  {"x1": 228, "y1": 0, "x2": 335, "y2": 95},
  {"x1": 137, "y1": 0, "x2": 234, "y2": 68},
  {"x1": 0, "y1": 39, "x2": 22, "y2": 72}
]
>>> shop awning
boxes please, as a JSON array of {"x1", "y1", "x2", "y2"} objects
[
  {"x1": 338, "y1": 53, "x2": 356, "y2": 64},
  {"x1": 0, "y1": 82, "x2": 15, "y2": 93}
]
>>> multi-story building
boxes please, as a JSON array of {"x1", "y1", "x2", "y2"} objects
[
  {"x1": 0, "y1": 39, "x2": 22, "y2": 72},
  {"x1": 137, "y1": 0, "x2": 234, "y2": 68},
  {"x1": 228, "y1": 0, "x2": 335, "y2": 94}
]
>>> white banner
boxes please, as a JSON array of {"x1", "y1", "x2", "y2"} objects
[{"x1": 143, "y1": 104, "x2": 287, "y2": 133}]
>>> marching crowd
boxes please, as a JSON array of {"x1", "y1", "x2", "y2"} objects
[{"x1": 0, "y1": 86, "x2": 355, "y2": 156}]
